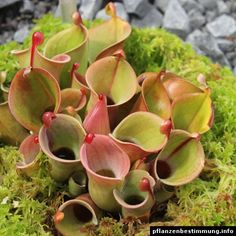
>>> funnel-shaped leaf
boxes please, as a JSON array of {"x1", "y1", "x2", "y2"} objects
[
  {"x1": 0, "y1": 102, "x2": 28, "y2": 145},
  {"x1": 60, "y1": 88, "x2": 86, "y2": 112},
  {"x1": 11, "y1": 48, "x2": 70, "y2": 83},
  {"x1": 83, "y1": 95, "x2": 110, "y2": 135},
  {"x1": 16, "y1": 134, "x2": 41, "y2": 176},
  {"x1": 86, "y1": 55, "x2": 137, "y2": 108},
  {"x1": 39, "y1": 114, "x2": 86, "y2": 181},
  {"x1": 44, "y1": 14, "x2": 88, "y2": 88},
  {"x1": 88, "y1": 3, "x2": 131, "y2": 62},
  {"x1": 171, "y1": 91, "x2": 213, "y2": 134},
  {"x1": 111, "y1": 112, "x2": 168, "y2": 162},
  {"x1": 8, "y1": 68, "x2": 61, "y2": 133},
  {"x1": 154, "y1": 130, "x2": 205, "y2": 186},
  {"x1": 68, "y1": 170, "x2": 87, "y2": 197},
  {"x1": 80, "y1": 134, "x2": 130, "y2": 212},
  {"x1": 162, "y1": 72, "x2": 203, "y2": 101},
  {"x1": 154, "y1": 184, "x2": 175, "y2": 204},
  {"x1": 55, "y1": 193, "x2": 102, "y2": 236},
  {"x1": 71, "y1": 71, "x2": 90, "y2": 94},
  {"x1": 133, "y1": 72, "x2": 171, "y2": 119},
  {"x1": 113, "y1": 170, "x2": 155, "y2": 220}
]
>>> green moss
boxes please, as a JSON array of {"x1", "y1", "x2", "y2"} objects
[{"x1": 0, "y1": 14, "x2": 235, "y2": 235}]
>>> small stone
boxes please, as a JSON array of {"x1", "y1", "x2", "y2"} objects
[
  {"x1": 217, "y1": 39, "x2": 234, "y2": 52},
  {"x1": 205, "y1": 11, "x2": 217, "y2": 23},
  {"x1": 225, "y1": 52, "x2": 236, "y2": 61},
  {"x1": 0, "y1": 0, "x2": 21, "y2": 9},
  {"x1": 197, "y1": 0, "x2": 217, "y2": 10},
  {"x1": 21, "y1": 0, "x2": 34, "y2": 14},
  {"x1": 115, "y1": 2, "x2": 129, "y2": 21},
  {"x1": 233, "y1": 66, "x2": 236, "y2": 76},
  {"x1": 154, "y1": 0, "x2": 170, "y2": 12},
  {"x1": 131, "y1": 8, "x2": 163, "y2": 28},
  {"x1": 186, "y1": 30, "x2": 223, "y2": 58},
  {"x1": 163, "y1": 0, "x2": 190, "y2": 39},
  {"x1": 180, "y1": 0, "x2": 204, "y2": 13},
  {"x1": 95, "y1": 9, "x2": 109, "y2": 21},
  {"x1": 96, "y1": 3, "x2": 129, "y2": 21},
  {"x1": 13, "y1": 25, "x2": 29, "y2": 43},
  {"x1": 79, "y1": 0, "x2": 103, "y2": 20},
  {"x1": 123, "y1": 0, "x2": 152, "y2": 18},
  {"x1": 217, "y1": 0, "x2": 230, "y2": 14},
  {"x1": 207, "y1": 15, "x2": 236, "y2": 38},
  {"x1": 188, "y1": 9, "x2": 205, "y2": 30}
]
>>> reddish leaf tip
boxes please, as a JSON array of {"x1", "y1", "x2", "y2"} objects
[
  {"x1": 160, "y1": 120, "x2": 172, "y2": 138},
  {"x1": 33, "y1": 136, "x2": 39, "y2": 144},
  {"x1": 192, "y1": 133, "x2": 201, "y2": 142},
  {"x1": 113, "y1": 49, "x2": 126, "y2": 59},
  {"x1": 72, "y1": 12, "x2": 83, "y2": 26},
  {"x1": 85, "y1": 133, "x2": 95, "y2": 144},
  {"x1": 139, "y1": 177, "x2": 151, "y2": 192},
  {"x1": 32, "y1": 32, "x2": 44, "y2": 46},
  {"x1": 98, "y1": 94, "x2": 104, "y2": 101},
  {"x1": 80, "y1": 88, "x2": 86, "y2": 96},
  {"x1": 42, "y1": 112, "x2": 56, "y2": 128},
  {"x1": 54, "y1": 211, "x2": 64, "y2": 224},
  {"x1": 70, "y1": 63, "x2": 80, "y2": 79},
  {"x1": 105, "y1": 2, "x2": 116, "y2": 18}
]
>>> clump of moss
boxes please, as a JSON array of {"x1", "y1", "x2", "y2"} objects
[{"x1": 0, "y1": 14, "x2": 235, "y2": 235}]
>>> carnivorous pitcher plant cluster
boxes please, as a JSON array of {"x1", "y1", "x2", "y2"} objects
[{"x1": 0, "y1": 3, "x2": 214, "y2": 235}]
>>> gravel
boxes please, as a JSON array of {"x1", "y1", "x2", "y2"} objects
[{"x1": 1, "y1": 0, "x2": 236, "y2": 75}]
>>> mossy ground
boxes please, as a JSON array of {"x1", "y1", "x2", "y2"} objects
[{"x1": 0, "y1": 15, "x2": 235, "y2": 235}]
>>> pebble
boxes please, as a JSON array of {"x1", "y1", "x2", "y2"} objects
[
  {"x1": 163, "y1": 0, "x2": 190, "y2": 38},
  {"x1": 154, "y1": 0, "x2": 170, "y2": 12},
  {"x1": 123, "y1": 0, "x2": 152, "y2": 18},
  {"x1": 188, "y1": 9, "x2": 205, "y2": 30},
  {"x1": 206, "y1": 15, "x2": 236, "y2": 38},
  {"x1": 79, "y1": 0, "x2": 103, "y2": 19},
  {"x1": 131, "y1": 8, "x2": 163, "y2": 28},
  {"x1": 197, "y1": 0, "x2": 216, "y2": 10},
  {"x1": 13, "y1": 25, "x2": 29, "y2": 43},
  {"x1": 1, "y1": 0, "x2": 236, "y2": 72},
  {"x1": 186, "y1": 30, "x2": 223, "y2": 59},
  {"x1": 0, "y1": 0, "x2": 21, "y2": 9},
  {"x1": 217, "y1": 0, "x2": 230, "y2": 15}
]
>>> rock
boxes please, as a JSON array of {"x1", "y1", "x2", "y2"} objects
[
  {"x1": 20, "y1": 0, "x2": 34, "y2": 14},
  {"x1": 207, "y1": 15, "x2": 236, "y2": 38},
  {"x1": 163, "y1": 0, "x2": 190, "y2": 39},
  {"x1": 0, "y1": 0, "x2": 21, "y2": 9},
  {"x1": 197, "y1": 0, "x2": 217, "y2": 10},
  {"x1": 95, "y1": 9, "x2": 109, "y2": 21},
  {"x1": 79, "y1": 0, "x2": 103, "y2": 19},
  {"x1": 188, "y1": 9, "x2": 205, "y2": 30},
  {"x1": 131, "y1": 8, "x2": 163, "y2": 28},
  {"x1": 96, "y1": 3, "x2": 129, "y2": 21},
  {"x1": 154, "y1": 0, "x2": 170, "y2": 12},
  {"x1": 217, "y1": 39, "x2": 234, "y2": 52},
  {"x1": 225, "y1": 52, "x2": 236, "y2": 61},
  {"x1": 233, "y1": 66, "x2": 236, "y2": 76},
  {"x1": 186, "y1": 30, "x2": 223, "y2": 58},
  {"x1": 13, "y1": 25, "x2": 29, "y2": 43},
  {"x1": 205, "y1": 10, "x2": 217, "y2": 23},
  {"x1": 114, "y1": 2, "x2": 129, "y2": 21},
  {"x1": 217, "y1": 0, "x2": 230, "y2": 14},
  {"x1": 123, "y1": 0, "x2": 152, "y2": 18},
  {"x1": 180, "y1": 0, "x2": 204, "y2": 13}
]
